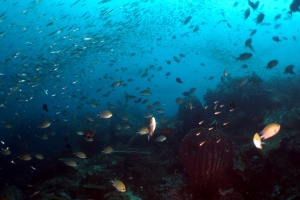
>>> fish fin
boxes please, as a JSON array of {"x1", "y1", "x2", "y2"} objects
[
  {"x1": 109, "y1": 179, "x2": 114, "y2": 184},
  {"x1": 249, "y1": 45, "x2": 255, "y2": 52}
]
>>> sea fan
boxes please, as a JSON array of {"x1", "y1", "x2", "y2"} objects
[{"x1": 179, "y1": 128, "x2": 234, "y2": 196}]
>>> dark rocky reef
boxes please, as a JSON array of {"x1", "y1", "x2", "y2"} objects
[{"x1": 175, "y1": 95, "x2": 204, "y2": 131}]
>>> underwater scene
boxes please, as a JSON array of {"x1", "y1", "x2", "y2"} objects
[{"x1": 1, "y1": 0, "x2": 300, "y2": 199}]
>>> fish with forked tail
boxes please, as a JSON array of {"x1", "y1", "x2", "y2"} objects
[
  {"x1": 245, "y1": 38, "x2": 255, "y2": 52},
  {"x1": 248, "y1": 0, "x2": 259, "y2": 10}
]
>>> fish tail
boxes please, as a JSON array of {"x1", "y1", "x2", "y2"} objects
[
  {"x1": 258, "y1": 132, "x2": 265, "y2": 139},
  {"x1": 109, "y1": 179, "x2": 114, "y2": 185},
  {"x1": 148, "y1": 131, "x2": 154, "y2": 141},
  {"x1": 249, "y1": 45, "x2": 255, "y2": 52}
]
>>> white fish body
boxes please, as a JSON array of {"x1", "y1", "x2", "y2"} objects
[{"x1": 148, "y1": 117, "x2": 156, "y2": 141}]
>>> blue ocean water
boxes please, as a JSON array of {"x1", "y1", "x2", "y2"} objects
[
  {"x1": 0, "y1": 0, "x2": 300, "y2": 199},
  {"x1": 1, "y1": 0, "x2": 299, "y2": 116}
]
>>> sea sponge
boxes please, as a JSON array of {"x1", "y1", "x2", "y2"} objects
[{"x1": 179, "y1": 128, "x2": 234, "y2": 196}]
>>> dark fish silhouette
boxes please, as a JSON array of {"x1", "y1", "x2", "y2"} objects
[
  {"x1": 256, "y1": 13, "x2": 264, "y2": 24},
  {"x1": 236, "y1": 53, "x2": 253, "y2": 61},
  {"x1": 272, "y1": 36, "x2": 281, "y2": 42},
  {"x1": 134, "y1": 98, "x2": 142, "y2": 103},
  {"x1": 248, "y1": 0, "x2": 259, "y2": 10},
  {"x1": 284, "y1": 65, "x2": 295, "y2": 74},
  {"x1": 66, "y1": 143, "x2": 72, "y2": 152},
  {"x1": 176, "y1": 78, "x2": 183, "y2": 83},
  {"x1": 42, "y1": 104, "x2": 49, "y2": 112},
  {"x1": 290, "y1": 0, "x2": 300, "y2": 12},
  {"x1": 230, "y1": 101, "x2": 236, "y2": 109},
  {"x1": 193, "y1": 25, "x2": 199, "y2": 32},
  {"x1": 173, "y1": 56, "x2": 180, "y2": 63},
  {"x1": 244, "y1": 8, "x2": 250, "y2": 20},
  {"x1": 242, "y1": 64, "x2": 248, "y2": 68},
  {"x1": 245, "y1": 38, "x2": 255, "y2": 52},
  {"x1": 250, "y1": 29, "x2": 257, "y2": 36},
  {"x1": 183, "y1": 16, "x2": 192, "y2": 25},
  {"x1": 266, "y1": 60, "x2": 279, "y2": 70},
  {"x1": 274, "y1": 14, "x2": 281, "y2": 21},
  {"x1": 254, "y1": 1, "x2": 260, "y2": 9}
]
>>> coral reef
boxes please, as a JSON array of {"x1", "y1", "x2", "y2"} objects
[
  {"x1": 0, "y1": 185, "x2": 22, "y2": 200},
  {"x1": 1, "y1": 73, "x2": 300, "y2": 200},
  {"x1": 203, "y1": 73, "x2": 273, "y2": 131},
  {"x1": 102, "y1": 191, "x2": 130, "y2": 200}
]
